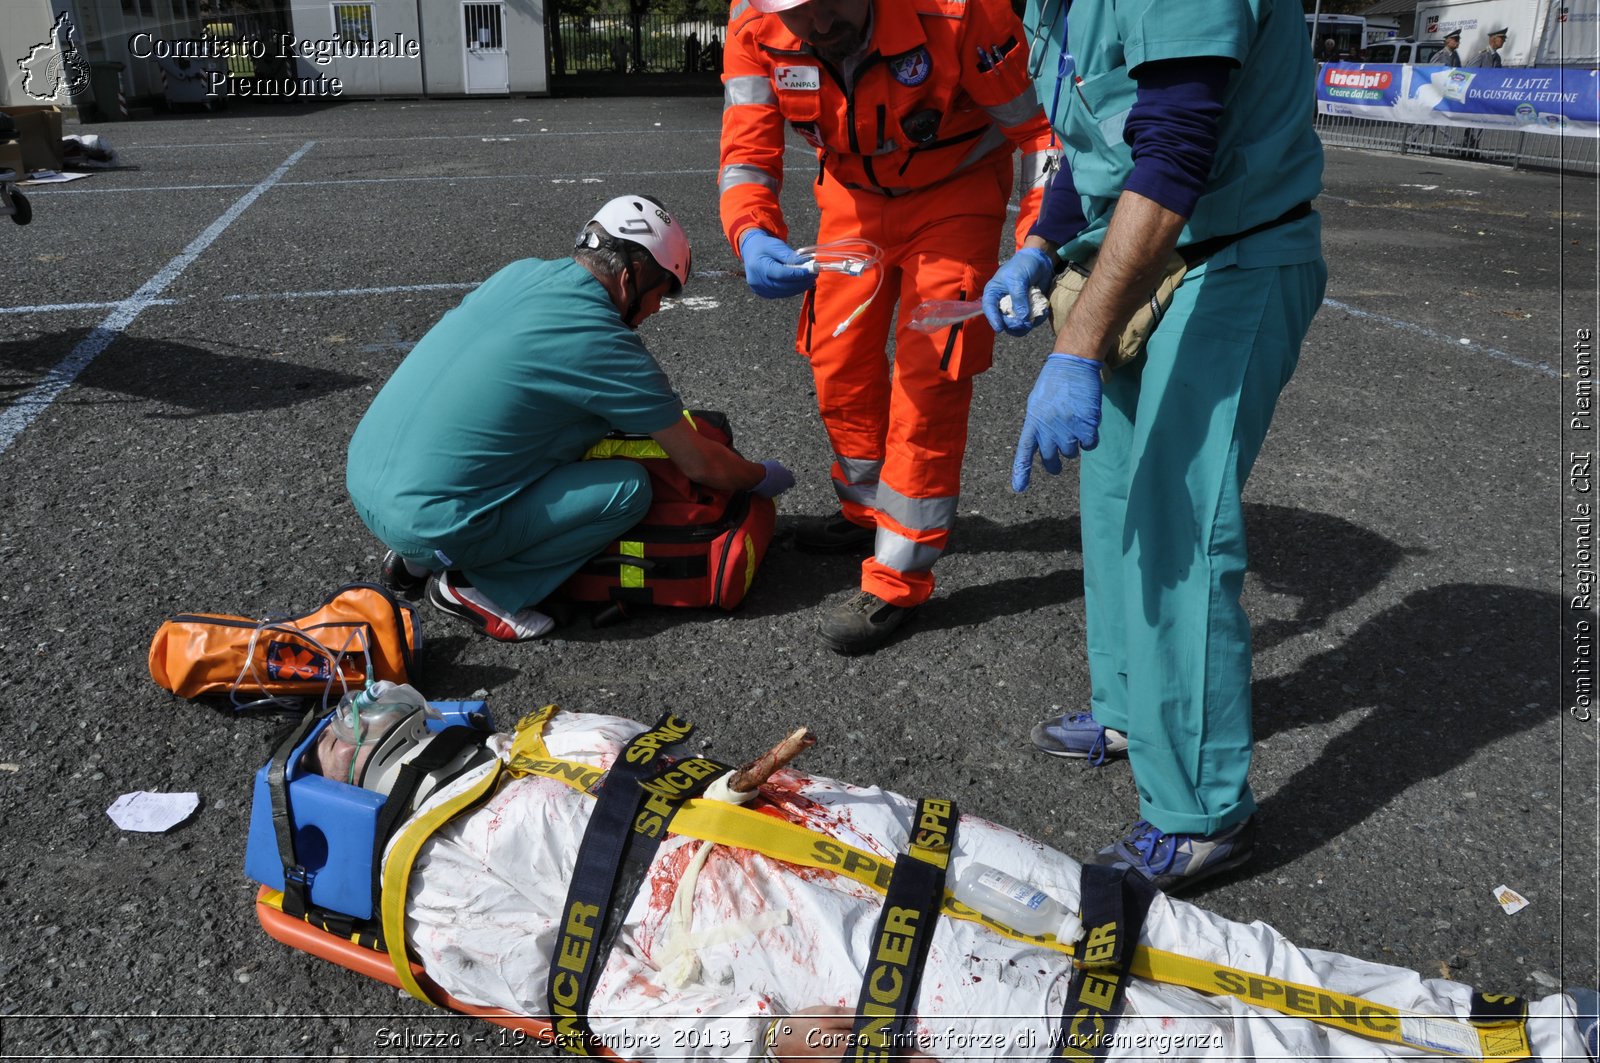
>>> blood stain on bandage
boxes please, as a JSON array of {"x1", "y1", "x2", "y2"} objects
[{"x1": 645, "y1": 844, "x2": 701, "y2": 911}]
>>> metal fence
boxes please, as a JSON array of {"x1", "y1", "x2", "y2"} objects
[
  {"x1": 554, "y1": 13, "x2": 725, "y2": 75},
  {"x1": 1314, "y1": 110, "x2": 1599, "y2": 176}
]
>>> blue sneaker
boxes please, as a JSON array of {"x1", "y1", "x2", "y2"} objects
[
  {"x1": 1030, "y1": 712, "x2": 1129, "y2": 765},
  {"x1": 1569, "y1": 986, "x2": 1598, "y2": 1062},
  {"x1": 1092, "y1": 817, "x2": 1255, "y2": 895}
]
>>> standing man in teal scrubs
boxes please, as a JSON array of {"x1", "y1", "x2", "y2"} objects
[
  {"x1": 347, "y1": 195, "x2": 794, "y2": 643},
  {"x1": 982, "y1": 0, "x2": 1327, "y2": 892}
]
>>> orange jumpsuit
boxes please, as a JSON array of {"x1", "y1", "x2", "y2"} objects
[{"x1": 719, "y1": 0, "x2": 1054, "y2": 607}]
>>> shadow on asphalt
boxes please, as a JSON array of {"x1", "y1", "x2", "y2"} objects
[
  {"x1": 1251, "y1": 582, "x2": 1562, "y2": 875},
  {"x1": 1248, "y1": 503, "x2": 1421, "y2": 652},
  {"x1": 0, "y1": 328, "x2": 367, "y2": 417},
  {"x1": 417, "y1": 635, "x2": 524, "y2": 695},
  {"x1": 920, "y1": 568, "x2": 1086, "y2": 633}
]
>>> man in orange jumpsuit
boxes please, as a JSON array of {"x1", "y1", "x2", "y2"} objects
[{"x1": 718, "y1": 0, "x2": 1054, "y2": 654}]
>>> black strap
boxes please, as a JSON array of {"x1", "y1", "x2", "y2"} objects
[
  {"x1": 938, "y1": 288, "x2": 967, "y2": 371},
  {"x1": 1051, "y1": 864, "x2": 1156, "y2": 1060},
  {"x1": 1177, "y1": 201, "x2": 1313, "y2": 268},
  {"x1": 266, "y1": 708, "x2": 322, "y2": 919},
  {"x1": 365, "y1": 724, "x2": 494, "y2": 933},
  {"x1": 547, "y1": 714, "x2": 712, "y2": 1056},
  {"x1": 1468, "y1": 990, "x2": 1529, "y2": 1026},
  {"x1": 582, "y1": 552, "x2": 710, "y2": 579},
  {"x1": 847, "y1": 797, "x2": 957, "y2": 1061},
  {"x1": 589, "y1": 753, "x2": 732, "y2": 976}
]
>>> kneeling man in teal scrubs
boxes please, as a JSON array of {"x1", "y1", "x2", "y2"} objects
[{"x1": 347, "y1": 195, "x2": 793, "y2": 642}]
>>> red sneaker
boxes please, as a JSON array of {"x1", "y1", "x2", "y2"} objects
[{"x1": 426, "y1": 572, "x2": 553, "y2": 642}]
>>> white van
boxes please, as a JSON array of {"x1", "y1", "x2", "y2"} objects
[{"x1": 1363, "y1": 38, "x2": 1448, "y2": 64}]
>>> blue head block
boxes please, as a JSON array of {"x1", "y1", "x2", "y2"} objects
[{"x1": 243, "y1": 700, "x2": 492, "y2": 921}]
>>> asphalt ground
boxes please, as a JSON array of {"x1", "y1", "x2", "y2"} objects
[{"x1": 0, "y1": 96, "x2": 1596, "y2": 1059}]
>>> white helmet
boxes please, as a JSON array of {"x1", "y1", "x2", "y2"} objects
[
  {"x1": 749, "y1": 0, "x2": 816, "y2": 13},
  {"x1": 583, "y1": 195, "x2": 692, "y2": 292}
]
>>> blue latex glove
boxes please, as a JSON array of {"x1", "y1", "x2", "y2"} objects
[
  {"x1": 1012, "y1": 353, "x2": 1103, "y2": 492},
  {"x1": 739, "y1": 230, "x2": 816, "y2": 300},
  {"x1": 982, "y1": 247, "x2": 1055, "y2": 336},
  {"x1": 752, "y1": 459, "x2": 795, "y2": 498}
]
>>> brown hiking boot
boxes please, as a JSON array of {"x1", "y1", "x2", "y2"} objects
[
  {"x1": 794, "y1": 511, "x2": 876, "y2": 554},
  {"x1": 818, "y1": 591, "x2": 917, "y2": 655}
]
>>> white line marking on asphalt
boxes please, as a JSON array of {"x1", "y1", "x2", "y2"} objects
[
  {"x1": 134, "y1": 128, "x2": 724, "y2": 150},
  {"x1": 222, "y1": 282, "x2": 479, "y2": 302},
  {"x1": 1, "y1": 283, "x2": 1548, "y2": 390},
  {"x1": 28, "y1": 168, "x2": 716, "y2": 195},
  {"x1": 0, "y1": 141, "x2": 316, "y2": 457},
  {"x1": 1322, "y1": 298, "x2": 1557, "y2": 378},
  {"x1": 0, "y1": 299, "x2": 182, "y2": 315}
]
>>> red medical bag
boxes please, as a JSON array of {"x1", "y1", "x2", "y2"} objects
[{"x1": 561, "y1": 412, "x2": 776, "y2": 611}]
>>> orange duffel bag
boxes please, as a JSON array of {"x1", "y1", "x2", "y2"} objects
[{"x1": 148, "y1": 583, "x2": 421, "y2": 707}]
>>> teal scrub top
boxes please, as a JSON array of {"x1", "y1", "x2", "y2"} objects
[
  {"x1": 1024, "y1": 0, "x2": 1324, "y2": 268},
  {"x1": 347, "y1": 257, "x2": 684, "y2": 541}
]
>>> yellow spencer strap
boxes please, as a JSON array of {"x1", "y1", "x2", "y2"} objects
[
  {"x1": 504, "y1": 714, "x2": 1526, "y2": 1062},
  {"x1": 1127, "y1": 948, "x2": 1529, "y2": 1062},
  {"x1": 380, "y1": 758, "x2": 508, "y2": 1004}
]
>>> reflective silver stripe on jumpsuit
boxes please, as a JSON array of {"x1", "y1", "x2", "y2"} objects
[
  {"x1": 832, "y1": 456, "x2": 882, "y2": 509},
  {"x1": 872, "y1": 484, "x2": 957, "y2": 572}
]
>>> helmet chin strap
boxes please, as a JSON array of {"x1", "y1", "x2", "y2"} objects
[
  {"x1": 622, "y1": 265, "x2": 646, "y2": 329},
  {"x1": 622, "y1": 258, "x2": 672, "y2": 329}
]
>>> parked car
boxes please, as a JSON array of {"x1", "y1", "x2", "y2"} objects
[{"x1": 1364, "y1": 38, "x2": 1448, "y2": 64}]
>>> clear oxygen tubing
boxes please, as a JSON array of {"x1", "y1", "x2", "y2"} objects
[{"x1": 794, "y1": 237, "x2": 884, "y2": 338}]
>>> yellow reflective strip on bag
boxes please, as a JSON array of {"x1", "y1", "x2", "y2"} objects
[
  {"x1": 580, "y1": 411, "x2": 697, "y2": 461},
  {"x1": 380, "y1": 760, "x2": 506, "y2": 1004},
  {"x1": 742, "y1": 532, "x2": 756, "y2": 592},
  {"x1": 619, "y1": 541, "x2": 645, "y2": 589},
  {"x1": 583, "y1": 438, "x2": 670, "y2": 461}
]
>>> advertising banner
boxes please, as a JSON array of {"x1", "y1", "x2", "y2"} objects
[{"x1": 1316, "y1": 63, "x2": 1600, "y2": 137}]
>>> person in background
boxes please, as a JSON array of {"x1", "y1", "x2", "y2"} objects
[
  {"x1": 1471, "y1": 27, "x2": 1507, "y2": 67},
  {"x1": 717, "y1": 0, "x2": 1055, "y2": 654},
  {"x1": 346, "y1": 196, "x2": 793, "y2": 643},
  {"x1": 984, "y1": 0, "x2": 1326, "y2": 894},
  {"x1": 1439, "y1": 28, "x2": 1462, "y2": 67}
]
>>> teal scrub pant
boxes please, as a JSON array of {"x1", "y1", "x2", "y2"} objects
[
  {"x1": 359, "y1": 459, "x2": 651, "y2": 614},
  {"x1": 1079, "y1": 257, "x2": 1327, "y2": 837}
]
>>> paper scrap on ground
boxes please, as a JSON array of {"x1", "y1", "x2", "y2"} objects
[
  {"x1": 107, "y1": 791, "x2": 200, "y2": 832},
  {"x1": 20, "y1": 171, "x2": 92, "y2": 185},
  {"x1": 1493, "y1": 884, "x2": 1529, "y2": 915}
]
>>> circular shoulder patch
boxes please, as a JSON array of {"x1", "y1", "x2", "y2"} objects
[{"x1": 890, "y1": 47, "x2": 932, "y2": 86}]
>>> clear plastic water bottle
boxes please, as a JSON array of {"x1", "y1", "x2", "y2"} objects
[{"x1": 954, "y1": 863, "x2": 1084, "y2": 943}]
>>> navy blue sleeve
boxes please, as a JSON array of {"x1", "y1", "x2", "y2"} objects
[
  {"x1": 1122, "y1": 58, "x2": 1230, "y2": 220},
  {"x1": 1027, "y1": 161, "x2": 1088, "y2": 248}
]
